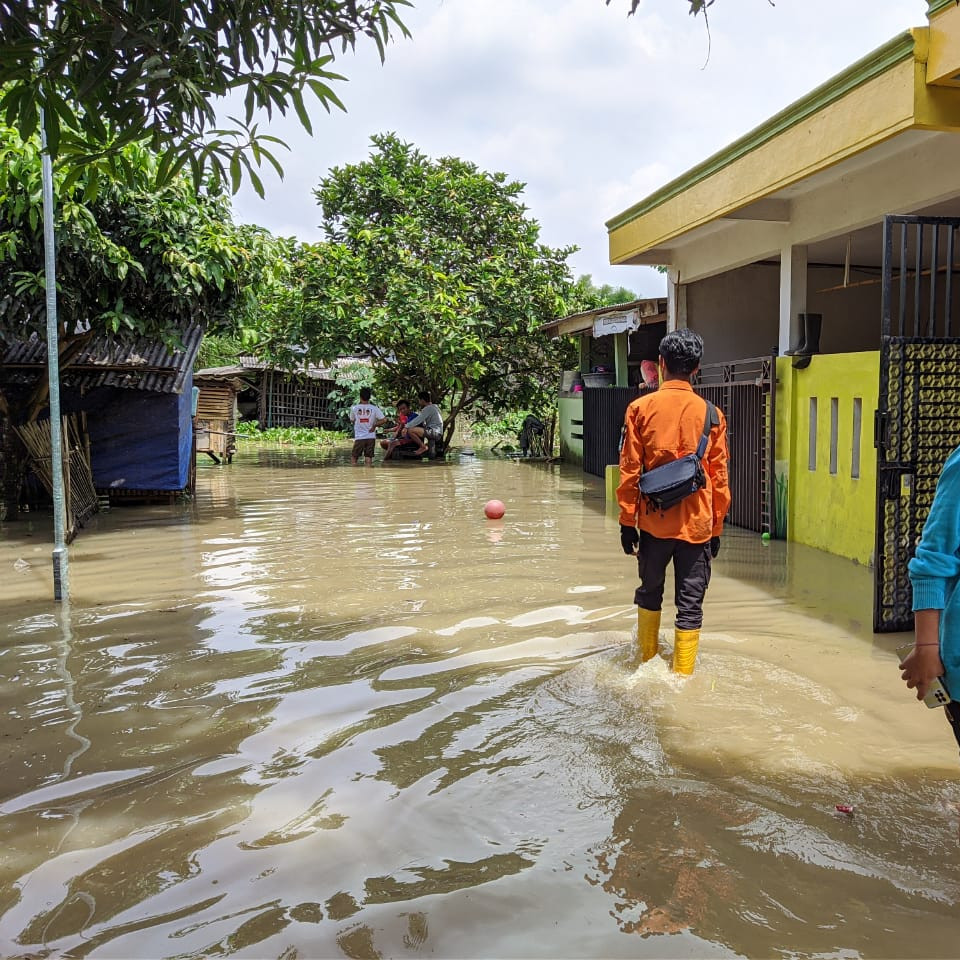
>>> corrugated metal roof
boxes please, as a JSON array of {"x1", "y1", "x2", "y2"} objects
[
  {"x1": 0, "y1": 324, "x2": 202, "y2": 394},
  {"x1": 195, "y1": 365, "x2": 250, "y2": 379},
  {"x1": 541, "y1": 297, "x2": 669, "y2": 338},
  {"x1": 234, "y1": 355, "x2": 369, "y2": 380}
]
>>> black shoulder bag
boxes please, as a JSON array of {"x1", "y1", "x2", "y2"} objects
[{"x1": 638, "y1": 400, "x2": 718, "y2": 511}]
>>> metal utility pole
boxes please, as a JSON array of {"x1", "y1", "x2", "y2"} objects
[{"x1": 40, "y1": 109, "x2": 70, "y2": 601}]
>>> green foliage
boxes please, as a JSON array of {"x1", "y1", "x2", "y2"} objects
[
  {"x1": 267, "y1": 134, "x2": 578, "y2": 440},
  {"x1": 197, "y1": 334, "x2": 245, "y2": 370},
  {"x1": 235, "y1": 421, "x2": 343, "y2": 446},
  {"x1": 464, "y1": 410, "x2": 527, "y2": 443},
  {"x1": 0, "y1": 122, "x2": 283, "y2": 348},
  {"x1": 572, "y1": 274, "x2": 641, "y2": 310},
  {"x1": 0, "y1": 1, "x2": 411, "y2": 194},
  {"x1": 327, "y1": 360, "x2": 377, "y2": 432}
]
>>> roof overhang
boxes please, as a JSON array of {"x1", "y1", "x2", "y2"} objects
[
  {"x1": 608, "y1": 13, "x2": 960, "y2": 276},
  {"x1": 542, "y1": 297, "x2": 667, "y2": 338}
]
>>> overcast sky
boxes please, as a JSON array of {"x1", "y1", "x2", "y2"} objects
[{"x1": 229, "y1": 0, "x2": 921, "y2": 299}]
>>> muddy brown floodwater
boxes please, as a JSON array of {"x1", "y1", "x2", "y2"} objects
[{"x1": 1, "y1": 445, "x2": 959, "y2": 959}]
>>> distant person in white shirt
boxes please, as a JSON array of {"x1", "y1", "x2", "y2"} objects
[
  {"x1": 348, "y1": 387, "x2": 385, "y2": 465},
  {"x1": 403, "y1": 391, "x2": 444, "y2": 457}
]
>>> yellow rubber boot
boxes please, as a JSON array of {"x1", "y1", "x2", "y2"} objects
[
  {"x1": 672, "y1": 628, "x2": 700, "y2": 676},
  {"x1": 633, "y1": 607, "x2": 661, "y2": 668}
]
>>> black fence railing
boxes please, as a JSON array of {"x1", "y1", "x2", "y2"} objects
[
  {"x1": 580, "y1": 355, "x2": 775, "y2": 535},
  {"x1": 882, "y1": 215, "x2": 960, "y2": 338},
  {"x1": 583, "y1": 386, "x2": 641, "y2": 479}
]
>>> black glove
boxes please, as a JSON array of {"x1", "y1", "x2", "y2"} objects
[
  {"x1": 620, "y1": 525, "x2": 640, "y2": 556},
  {"x1": 710, "y1": 536, "x2": 721, "y2": 558}
]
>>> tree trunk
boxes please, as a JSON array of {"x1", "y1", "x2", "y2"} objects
[{"x1": 442, "y1": 416, "x2": 457, "y2": 448}]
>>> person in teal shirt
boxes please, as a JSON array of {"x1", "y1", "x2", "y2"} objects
[{"x1": 901, "y1": 444, "x2": 960, "y2": 754}]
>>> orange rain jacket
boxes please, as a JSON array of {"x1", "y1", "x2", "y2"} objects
[{"x1": 616, "y1": 380, "x2": 731, "y2": 544}]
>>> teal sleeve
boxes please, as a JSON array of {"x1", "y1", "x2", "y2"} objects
[{"x1": 909, "y1": 445, "x2": 960, "y2": 611}]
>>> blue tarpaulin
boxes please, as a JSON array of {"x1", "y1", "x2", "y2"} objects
[{"x1": 77, "y1": 373, "x2": 193, "y2": 491}]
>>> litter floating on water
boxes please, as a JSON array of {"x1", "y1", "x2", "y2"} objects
[{"x1": 835, "y1": 804, "x2": 855, "y2": 815}]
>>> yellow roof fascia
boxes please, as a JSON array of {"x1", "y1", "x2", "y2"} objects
[
  {"x1": 927, "y1": 1, "x2": 960, "y2": 86},
  {"x1": 608, "y1": 30, "x2": 932, "y2": 265}
]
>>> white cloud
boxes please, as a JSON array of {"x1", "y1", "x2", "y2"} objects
[{"x1": 227, "y1": 0, "x2": 925, "y2": 298}]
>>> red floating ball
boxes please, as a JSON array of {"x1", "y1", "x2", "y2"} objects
[{"x1": 484, "y1": 499, "x2": 505, "y2": 520}]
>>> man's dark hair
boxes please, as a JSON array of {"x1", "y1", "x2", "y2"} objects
[
  {"x1": 418, "y1": 390, "x2": 432, "y2": 403},
  {"x1": 396, "y1": 399, "x2": 410, "y2": 410},
  {"x1": 659, "y1": 329, "x2": 704, "y2": 376},
  {"x1": 359, "y1": 387, "x2": 372, "y2": 401}
]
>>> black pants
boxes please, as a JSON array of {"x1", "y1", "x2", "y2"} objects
[{"x1": 634, "y1": 530, "x2": 712, "y2": 630}]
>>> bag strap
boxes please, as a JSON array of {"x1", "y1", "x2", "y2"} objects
[{"x1": 695, "y1": 400, "x2": 718, "y2": 459}]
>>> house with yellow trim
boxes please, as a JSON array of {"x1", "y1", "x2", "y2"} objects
[{"x1": 604, "y1": 0, "x2": 960, "y2": 587}]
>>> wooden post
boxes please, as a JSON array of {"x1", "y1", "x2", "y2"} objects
[{"x1": 61, "y1": 416, "x2": 73, "y2": 540}]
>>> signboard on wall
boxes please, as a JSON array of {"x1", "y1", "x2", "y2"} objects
[{"x1": 592, "y1": 309, "x2": 640, "y2": 338}]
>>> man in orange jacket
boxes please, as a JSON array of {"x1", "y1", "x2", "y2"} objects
[{"x1": 616, "y1": 329, "x2": 730, "y2": 676}]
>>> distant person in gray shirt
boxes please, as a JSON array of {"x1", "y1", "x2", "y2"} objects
[{"x1": 403, "y1": 391, "x2": 443, "y2": 456}]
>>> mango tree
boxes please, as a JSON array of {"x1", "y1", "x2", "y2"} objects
[{"x1": 270, "y1": 134, "x2": 577, "y2": 443}]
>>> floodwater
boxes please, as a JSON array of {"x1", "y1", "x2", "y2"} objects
[{"x1": 1, "y1": 446, "x2": 959, "y2": 960}]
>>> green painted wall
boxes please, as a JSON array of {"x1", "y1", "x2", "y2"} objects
[
  {"x1": 559, "y1": 397, "x2": 584, "y2": 466},
  {"x1": 785, "y1": 351, "x2": 879, "y2": 565}
]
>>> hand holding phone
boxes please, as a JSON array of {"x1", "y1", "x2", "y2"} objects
[{"x1": 897, "y1": 642, "x2": 952, "y2": 709}]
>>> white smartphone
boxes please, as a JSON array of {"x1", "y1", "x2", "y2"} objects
[{"x1": 897, "y1": 642, "x2": 952, "y2": 709}]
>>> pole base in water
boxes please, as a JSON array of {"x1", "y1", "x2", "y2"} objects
[{"x1": 52, "y1": 546, "x2": 70, "y2": 602}]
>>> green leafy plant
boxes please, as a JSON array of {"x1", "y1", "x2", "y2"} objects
[
  {"x1": 235, "y1": 422, "x2": 343, "y2": 446},
  {"x1": 326, "y1": 360, "x2": 377, "y2": 432},
  {"x1": 0, "y1": 1, "x2": 411, "y2": 194},
  {"x1": 463, "y1": 411, "x2": 527, "y2": 443},
  {"x1": 197, "y1": 334, "x2": 246, "y2": 370}
]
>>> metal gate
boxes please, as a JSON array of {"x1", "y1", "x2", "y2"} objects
[
  {"x1": 694, "y1": 356, "x2": 775, "y2": 534},
  {"x1": 581, "y1": 355, "x2": 775, "y2": 534},
  {"x1": 583, "y1": 386, "x2": 637, "y2": 479},
  {"x1": 874, "y1": 215, "x2": 960, "y2": 632}
]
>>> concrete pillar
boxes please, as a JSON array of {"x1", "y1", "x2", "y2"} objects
[
  {"x1": 614, "y1": 331, "x2": 629, "y2": 386},
  {"x1": 667, "y1": 270, "x2": 687, "y2": 332},
  {"x1": 605, "y1": 464, "x2": 621, "y2": 508},
  {"x1": 779, "y1": 245, "x2": 807, "y2": 355}
]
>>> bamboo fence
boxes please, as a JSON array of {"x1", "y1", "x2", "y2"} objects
[{"x1": 17, "y1": 414, "x2": 99, "y2": 542}]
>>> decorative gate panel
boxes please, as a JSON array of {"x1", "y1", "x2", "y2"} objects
[
  {"x1": 875, "y1": 214, "x2": 960, "y2": 632},
  {"x1": 694, "y1": 356, "x2": 775, "y2": 534}
]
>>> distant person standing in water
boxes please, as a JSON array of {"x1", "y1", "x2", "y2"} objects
[
  {"x1": 616, "y1": 329, "x2": 730, "y2": 676},
  {"x1": 901, "y1": 444, "x2": 960, "y2": 758},
  {"x1": 348, "y1": 387, "x2": 385, "y2": 466}
]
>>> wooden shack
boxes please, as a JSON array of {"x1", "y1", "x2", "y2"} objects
[
  {"x1": 242, "y1": 358, "x2": 337, "y2": 428},
  {"x1": 0, "y1": 325, "x2": 202, "y2": 507},
  {"x1": 193, "y1": 370, "x2": 241, "y2": 463}
]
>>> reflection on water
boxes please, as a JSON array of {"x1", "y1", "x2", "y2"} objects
[{"x1": 1, "y1": 446, "x2": 958, "y2": 958}]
